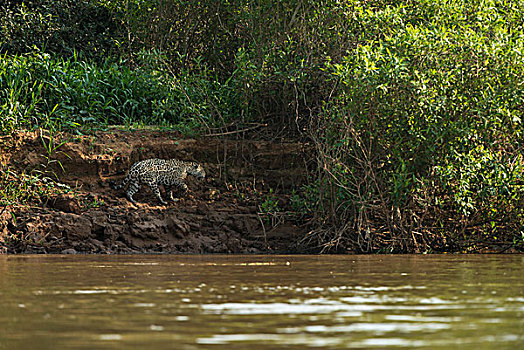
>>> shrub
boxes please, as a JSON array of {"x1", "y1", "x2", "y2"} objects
[
  {"x1": 0, "y1": 0, "x2": 119, "y2": 60},
  {"x1": 303, "y1": 0, "x2": 524, "y2": 252}
]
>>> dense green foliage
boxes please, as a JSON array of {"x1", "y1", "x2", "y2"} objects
[
  {"x1": 0, "y1": 51, "x2": 245, "y2": 132},
  {"x1": 307, "y1": 1, "x2": 524, "y2": 252},
  {"x1": 1, "y1": 0, "x2": 523, "y2": 252}
]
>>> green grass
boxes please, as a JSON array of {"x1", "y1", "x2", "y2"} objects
[
  {"x1": 0, "y1": 166, "x2": 67, "y2": 207},
  {"x1": 0, "y1": 50, "x2": 245, "y2": 134}
]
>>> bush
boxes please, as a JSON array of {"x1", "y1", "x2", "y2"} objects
[
  {"x1": 0, "y1": 0, "x2": 119, "y2": 60},
  {"x1": 302, "y1": 0, "x2": 524, "y2": 252}
]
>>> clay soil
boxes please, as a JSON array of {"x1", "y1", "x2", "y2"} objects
[{"x1": 0, "y1": 129, "x2": 311, "y2": 254}]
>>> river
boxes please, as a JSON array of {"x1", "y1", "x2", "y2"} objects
[{"x1": 0, "y1": 255, "x2": 522, "y2": 349}]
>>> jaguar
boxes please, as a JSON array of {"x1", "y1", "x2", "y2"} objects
[{"x1": 110, "y1": 158, "x2": 205, "y2": 204}]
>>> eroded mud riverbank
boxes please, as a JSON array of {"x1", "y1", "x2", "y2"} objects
[{"x1": 1, "y1": 130, "x2": 310, "y2": 254}]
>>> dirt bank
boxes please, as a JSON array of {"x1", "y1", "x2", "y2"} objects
[{"x1": 1, "y1": 129, "x2": 311, "y2": 254}]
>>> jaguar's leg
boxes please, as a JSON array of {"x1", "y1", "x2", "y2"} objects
[
  {"x1": 166, "y1": 185, "x2": 178, "y2": 202},
  {"x1": 176, "y1": 182, "x2": 188, "y2": 198},
  {"x1": 148, "y1": 182, "x2": 167, "y2": 205},
  {"x1": 126, "y1": 181, "x2": 140, "y2": 204}
]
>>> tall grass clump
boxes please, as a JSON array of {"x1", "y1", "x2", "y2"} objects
[{"x1": 0, "y1": 51, "x2": 245, "y2": 133}]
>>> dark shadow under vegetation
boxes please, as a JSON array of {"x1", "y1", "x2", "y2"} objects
[{"x1": 1, "y1": 0, "x2": 523, "y2": 253}]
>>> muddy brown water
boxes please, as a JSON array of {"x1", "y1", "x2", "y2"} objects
[{"x1": 0, "y1": 255, "x2": 522, "y2": 349}]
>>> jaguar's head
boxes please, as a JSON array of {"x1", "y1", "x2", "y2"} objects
[{"x1": 187, "y1": 163, "x2": 206, "y2": 180}]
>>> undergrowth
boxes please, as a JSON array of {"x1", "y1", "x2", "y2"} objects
[
  {"x1": 1, "y1": 0, "x2": 524, "y2": 253},
  {"x1": 0, "y1": 166, "x2": 68, "y2": 207},
  {"x1": 0, "y1": 50, "x2": 248, "y2": 134}
]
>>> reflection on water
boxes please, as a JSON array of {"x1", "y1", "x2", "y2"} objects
[{"x1": 0, "y1": 255, "x2": 523, "y2": 349}]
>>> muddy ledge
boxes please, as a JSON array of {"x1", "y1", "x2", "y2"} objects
[{"x1": 1, "y1": 130, "x2": 312, "y2": 254}]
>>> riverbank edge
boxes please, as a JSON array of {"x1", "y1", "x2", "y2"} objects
[
  {"x1": 1, "y1": 129, "x2": 314, "y2": 254},
  {"x1": 1, "y1": 130, "x2": 523, "y2": 255}
]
